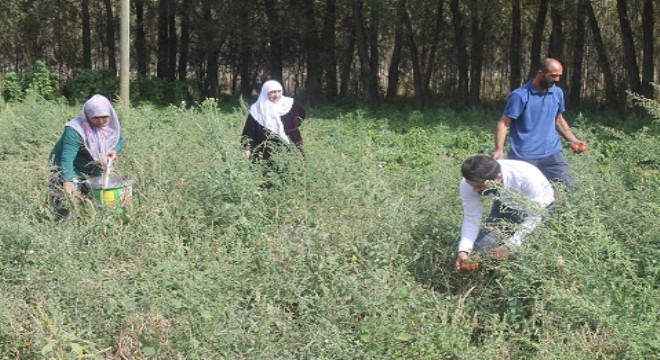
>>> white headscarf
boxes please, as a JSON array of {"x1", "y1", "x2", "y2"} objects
[
  {"x1": 249, "y1": 80, "x2": 294, "y2": 143},
  {"x1": 65, "y1": 94, "x2": 121, "y2": 163}
]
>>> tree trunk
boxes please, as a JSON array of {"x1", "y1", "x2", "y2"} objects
[
  {"x1": 301, "y1": 0, "x2": 322, "y2": 103},
  {"x1": 134, "y1": 0, "x2": 147, "y2": 76},
  {"x1": 238, "y1": 4, "x2": 252, "y2": 99},
  {"x1": 548, "y1": 0, "x2": 563, "y2": 63},
  {"x1": 157, "y1": 0, "x2": 169, "y2": 78},
  {"x1": 585, "y1": 0, "x2": 617, "y2": 103},
  {"x1": 167, "y1": 0, "x2": 177, "y2": 81},
  {"x1": 367, "y1": 4, "x2": 380, "y2": 93},
  {"x1": 207, "y1": 48, "x2": 220, "y2": 98},
  {"x1": 569, "y1": 0, "x2": 586, "y2": 107},
  {"x1": 468, "y1": 0, "x2": 490, "y2": 107},
  {"x1": 509, "y1": 0, "x2": 521, "y2": 90},
  {"x1": 82, "y1": 0, "x2": 92, "y2": 69},
  {"x1": 450, "y1": 0, "x2": 469, "y2": 106},
  {"x1": 339, "y1": 23, "x2": 355, "y2": 98},
  {"x1": 422, "y1": 0, "x2": 444, "y2": 96},
  {"x1": 386, "y1": 0, "x2": 406, "y2": 101},
  {"x1": 201, "y1": 0, "x2": 219, "y2": 98},
  {"x1": 103, "y1": 0, "x2": 116, "y2": 71},
  {"x1": 403, "y1": 2, "x2": 424, "y2": 108},
  {"x1": 528, "y1": 0, "x2": 548, "y2": 80},
  {"x1": 641, "y1": 0, "x2": 654, "y2": 98},
  {"x1": 321, "y1": 0, "x2": 338, "y2": 100},
  {"x1": 352, "y1": 0, "x2": 379, "y2": 103},
  {"x1": 178, "y1": 0, "x2": 192, "y2": 81},
  {"x1": 264, "y1": 0, "x2": 283, "y2": 83},
  {"x1": 616, "y1": 0, "x2": 642, "y2": 93}
]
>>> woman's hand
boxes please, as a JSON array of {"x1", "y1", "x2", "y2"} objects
[
  {"x1": 63, "y1": 181, "x2": 75, "y2": 196},
  {"x1": 107, "y1": 150, "x2": 118, "y2": 161}
]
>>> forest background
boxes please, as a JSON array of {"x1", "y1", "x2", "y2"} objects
[{"x1": 0, "y1": 0, "x2": 657, "y2": 107}]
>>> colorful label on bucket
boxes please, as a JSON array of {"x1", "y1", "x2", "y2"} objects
[
  {"x1": 93, "y1": 186, "x2": 132, "y2": 209},
  {"x1": 102, "y1": 190, "x2": 116, "y2": 206}
]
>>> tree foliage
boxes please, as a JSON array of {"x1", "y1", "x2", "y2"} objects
[{"x1": 0, "y1": 0, "x2": 656, "y2": 107}]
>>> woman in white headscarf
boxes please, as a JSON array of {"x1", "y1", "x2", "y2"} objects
[
  {"x1": 49, "y1": 94, "x2": 125, "y2": 220},
  {"x1": 241, "y1": 80, "x2": 307, "y2": 162}
]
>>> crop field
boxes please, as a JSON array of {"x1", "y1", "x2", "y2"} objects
[{"x1": 0, "y1": 95, "x2": 658, "y2": 359}]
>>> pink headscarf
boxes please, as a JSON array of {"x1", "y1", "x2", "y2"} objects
[
  {"x1": 249, "y1": 80, "x2": 294, "y2": 143},
  {"x1": 65, "y1": 94, "x2": 121, "y2": 163}
]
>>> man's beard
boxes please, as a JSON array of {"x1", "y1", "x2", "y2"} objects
[{"x1": 540, "y1": 78, "x2": 555, "y2": 89}]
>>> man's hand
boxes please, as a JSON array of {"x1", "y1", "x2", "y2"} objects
[
  {"x1": 455, "y1": 251, "x2": 470, "y2": 271},
  {"x1": 492, "y1": 149, "x2": 505, "y2": 160},
  {"x1": 107, "y1": 150, "x2": 118, "y2": 161},
  {"x1": 493, "y1": 115, "x2": 511, "y2": 160}
]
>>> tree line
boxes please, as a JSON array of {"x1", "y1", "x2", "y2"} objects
[{"x1": 0, "y1": 0, "x2": 656, "y2": 108}]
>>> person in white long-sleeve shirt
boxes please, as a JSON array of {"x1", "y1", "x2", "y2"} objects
[{"x1": 455, "y1": 155, "x2": 555, "y2": 270}]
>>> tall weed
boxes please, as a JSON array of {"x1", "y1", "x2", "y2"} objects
[{"x1": 0, "y1": 101, "x2": 657, "y2": 358}]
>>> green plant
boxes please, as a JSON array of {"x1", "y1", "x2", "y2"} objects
[
  {"x1": 62, "y1": 69, "x2": 119, "y2": 103},
  {"x1": 24, "y1": 60, "x2": 57, "y2": 100},
  {"x1": 132, "y1": 75, "x2": 201, "y2": 106},
  {"x1": 2, "y1": 72, "x2": 25, "y2": 102},
  {"x1": 0, "y1": 103, "x2": 657, "y2": 358},
  {"x1": 628, "y1": 83, "x2": 660, "y2": 124},
  {"x1": 2, "y1": 61, "x2": 58, "y2": 102}
]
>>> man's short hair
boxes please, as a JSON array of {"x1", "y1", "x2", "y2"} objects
[
  {"x1": 461, "y1": 155, "x2": 501, "y2": 181},
  {"x1": 538, "y1": 58, "x2": 550, "y2": 72},
  {"x1": 538, "y1": 57, "x2": 561, "y2": 73}
]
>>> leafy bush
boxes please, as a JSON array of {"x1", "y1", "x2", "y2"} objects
[
  {"x1": 24, "y1": 60, "x2": 57, "y2": 100},
  {"x1": 1, "y1": 72, "x2": 24, "y2": 102},
  {"x1": 62, "y1": 69, "x2": 119, "y2": 103},
  {"x1": 132, "y1": 75, "x2": 202, "y2": 106},
  {"x1": 628, "y1": 83, "x2": 660, "y2": 125},
  {"x1": 1, "y1": 60, "x2": 57, "y2": 102}
]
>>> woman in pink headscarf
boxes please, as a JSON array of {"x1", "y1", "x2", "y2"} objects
[
  {"x1": 49, "y1": 94, "x2": 125, "y2": 220},
  {"x1": 241, "y1": 80, "x2": 307, "y2": 162}
]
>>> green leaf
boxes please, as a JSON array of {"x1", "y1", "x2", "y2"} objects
[
  {"x1": 200, "y1": 310, "x2": 212, "y2": 320},
  {"x1": 69, "y1": 342, "x2": 83, "y2": 355},
  {"x1": 40, "y1": 342, "x2": 54, "y2": 356},
  {"x1": 395, "y1": 333, "x2": 414, "y2": 342},
  {"x1": 143, "y1": 346, "x2": 157, "y2": 356}
]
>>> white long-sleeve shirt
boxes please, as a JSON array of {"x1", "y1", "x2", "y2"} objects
[{"x1": 458, "y1": 160, "x2": 555, "y2": 253}]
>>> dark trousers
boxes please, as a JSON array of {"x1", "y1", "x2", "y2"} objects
[
  {"x1": 509, "y1": 151, "x2": 576, "y2": 193},
  {"x1": 48, "y1": 173, "x2": 89, "y2": 221},
  {"x1": 473, "y1": 200, "x2": 554, "y2": 254}
]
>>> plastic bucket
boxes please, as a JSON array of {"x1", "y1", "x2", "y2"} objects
[{"x1": 88, "y1": 174, "x2": 134, "y2": 213}]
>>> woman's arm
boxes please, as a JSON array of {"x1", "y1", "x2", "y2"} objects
[
  {"x1": 59, "y1": 128, "x2": 83, "y2": 182},
  {"x1": 113, "y1": 131, "x2": 126, "y2": 152}
]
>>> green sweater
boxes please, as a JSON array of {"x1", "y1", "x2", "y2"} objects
[{"x1": 50, "y1": 127, "x2": 125, "y2": 182}]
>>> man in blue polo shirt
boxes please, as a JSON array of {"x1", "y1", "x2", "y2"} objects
[{"x1": 493, "y1": 58, "x2": 586, "y2": 192}]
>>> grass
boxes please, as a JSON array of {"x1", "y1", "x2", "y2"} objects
[{"x1": 0, "y1": 95, "x2": 658, "y2": 359}]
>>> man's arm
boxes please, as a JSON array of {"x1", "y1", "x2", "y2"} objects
[
  {"x1": 456, "y1": 180, "x2": 482, "y2": 269},
  {"x1": 493, "y1": 115, "x2": 511, "y2": 159},
  {"x1": 556, "y1": 113, "x2": 584, "y2": 145}
]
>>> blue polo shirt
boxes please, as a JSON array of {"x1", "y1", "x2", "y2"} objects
[{"x1": 503, "y1": 82, "x2": 565, "y2": 159}]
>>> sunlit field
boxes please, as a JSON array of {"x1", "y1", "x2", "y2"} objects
[{"x1": 1, "y1": 95, "x2": 658, "y2": 359}]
